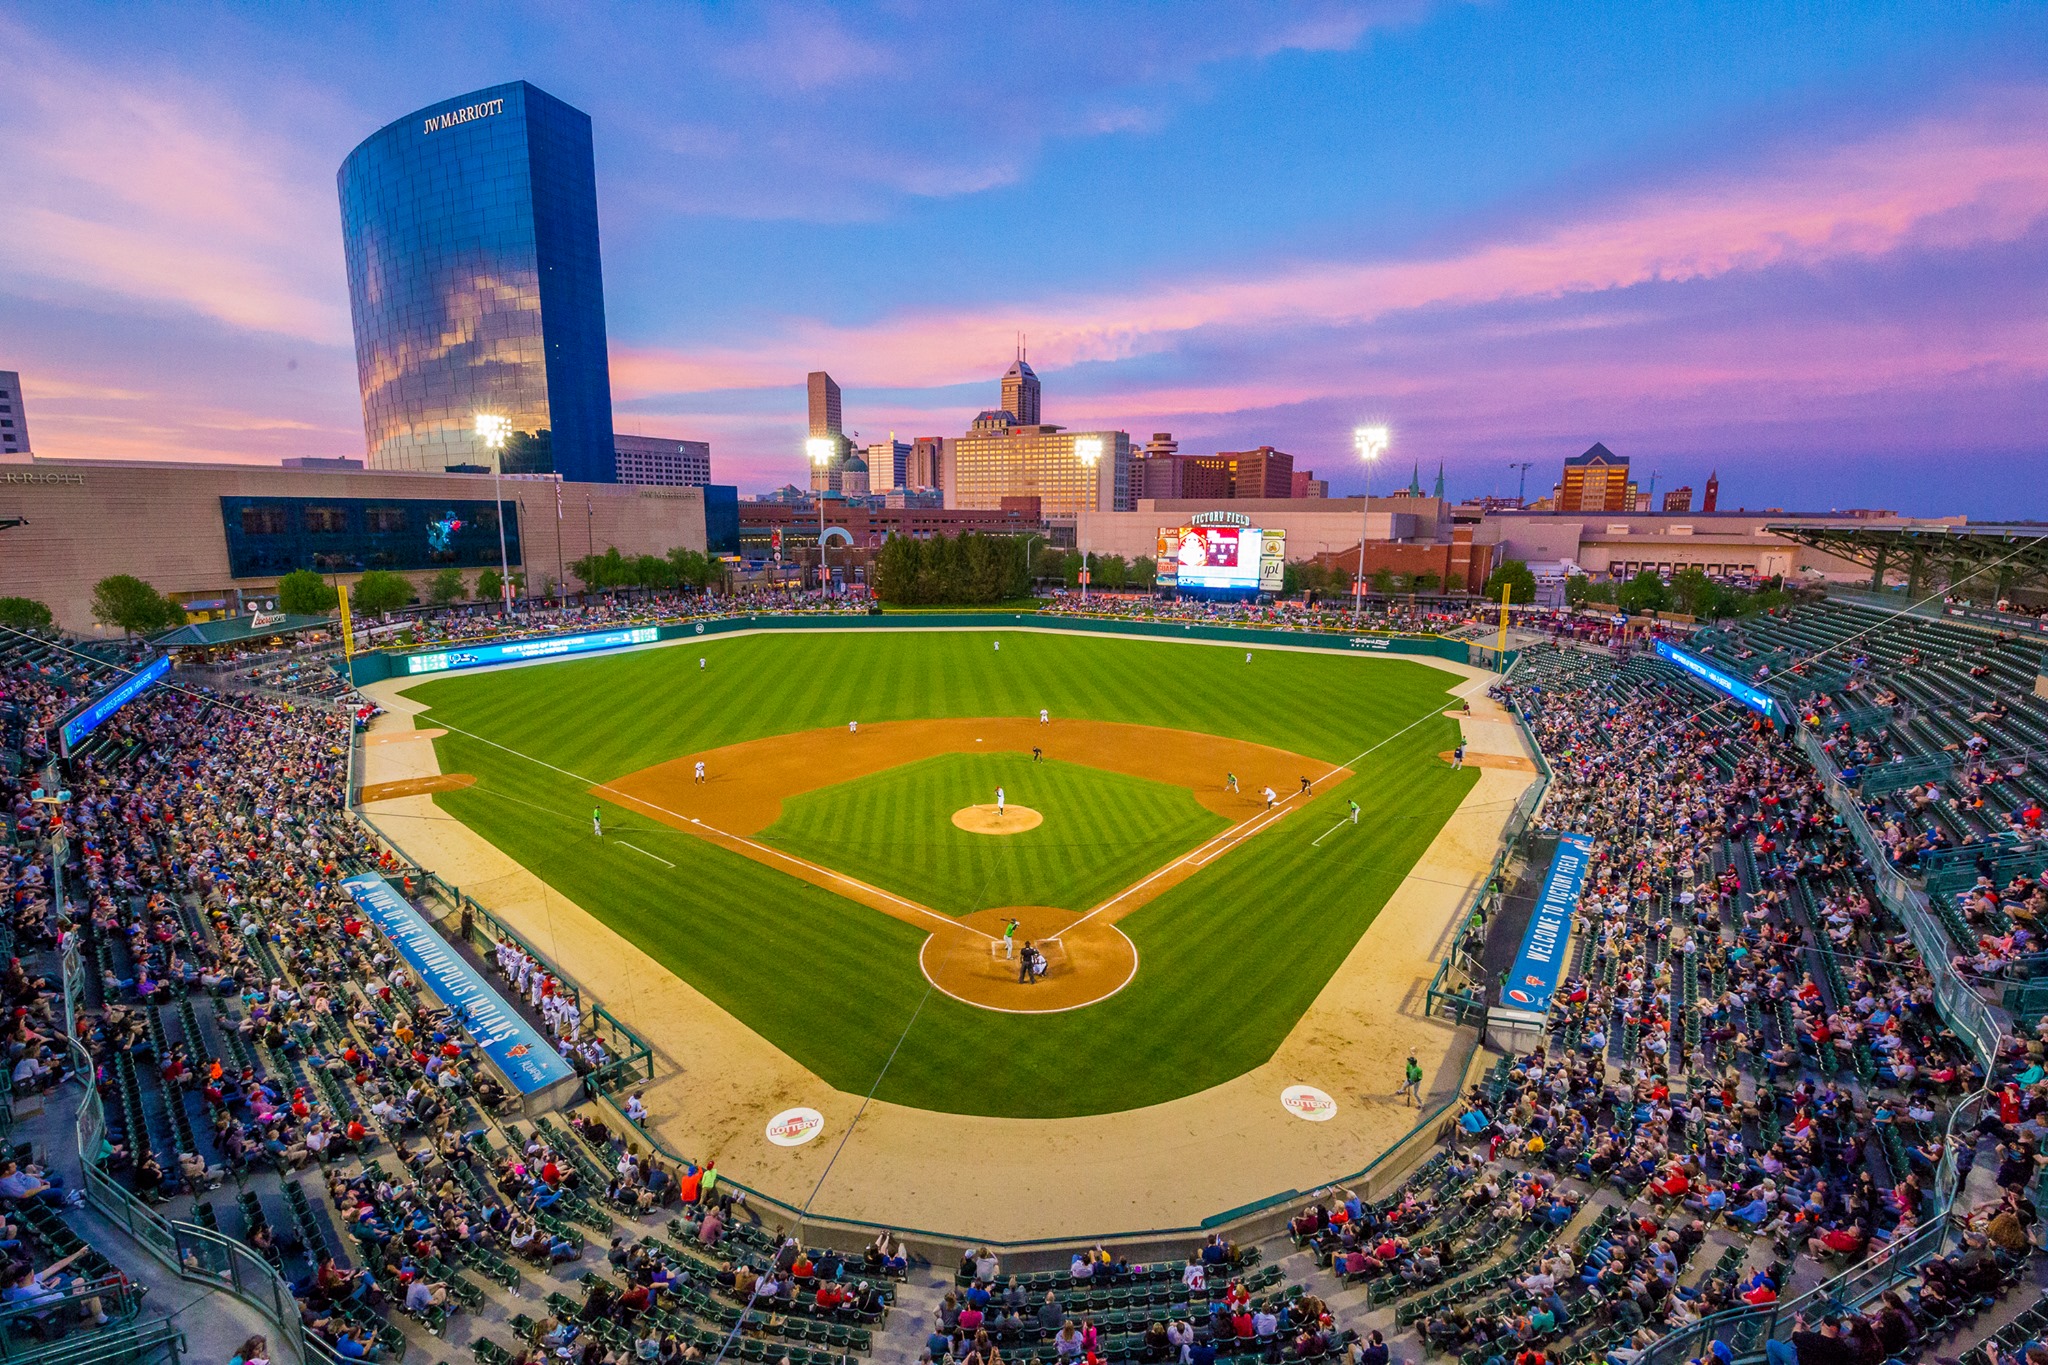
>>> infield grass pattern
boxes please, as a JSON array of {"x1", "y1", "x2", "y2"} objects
[
  {"x1": 764, "y1": 753, "x2": 1228, "y2": 915},
  {"x1": 410, "y1": 630, "x2": 1477, "y2": 1117}
]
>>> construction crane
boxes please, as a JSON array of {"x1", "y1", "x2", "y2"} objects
[{"x1": 1507, "y1": 462, "x2": 1534, "y2": 506}]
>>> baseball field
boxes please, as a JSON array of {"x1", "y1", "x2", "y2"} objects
[{"x1": 406, "y1": 629, "x2": 1477, "y2": 1118}]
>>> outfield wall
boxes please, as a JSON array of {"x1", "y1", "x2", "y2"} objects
[{"x1": 345, "y1": 611, "x2": 1476, "y2": 684}]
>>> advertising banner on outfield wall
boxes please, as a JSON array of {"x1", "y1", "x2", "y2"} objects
[
  {"x1": 1499, "y1": 832, "x2": 1593, "y2": 1014},
  {"x1": 340, "y1": 874, "x2": 578, "y2": 1105}
]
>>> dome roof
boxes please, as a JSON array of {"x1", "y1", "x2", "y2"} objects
[{"x1": 841, "y1": 453, "x2": 868, "y2": 471}]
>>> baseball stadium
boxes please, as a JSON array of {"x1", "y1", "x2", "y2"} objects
[
  {"x1": 3, "y1": 523, "x2": 2047, "y2": 1365},
  {"x1": 349, "y1": 619, "x2": 1529, "y2": 1237}
]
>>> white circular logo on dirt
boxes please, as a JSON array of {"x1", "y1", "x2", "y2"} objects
[
  {"x1": 1281, "y1": 1086, "x2": 1338, "y2": 1121},
  {"x1": 765, "y1": 1107, "x2": 825, "y2": 1146}
]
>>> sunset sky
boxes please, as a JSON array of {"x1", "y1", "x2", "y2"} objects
[{"x1": 2, "y1": 1, "x2": 2044, "y2": 513}]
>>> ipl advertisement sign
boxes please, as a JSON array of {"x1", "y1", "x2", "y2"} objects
[{"x1": 1500, "y1": 832, "x2": 1593, "y2": 1014}]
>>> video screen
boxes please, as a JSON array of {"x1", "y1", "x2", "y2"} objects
[{"x1": 1160, "y1": 526, "x2": 1263, "y2": 589}]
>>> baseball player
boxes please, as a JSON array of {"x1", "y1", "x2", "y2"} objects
[
  {"x1": 693, "y1": 761, "x2": 706, "y2": 785},
  {"x1": 1349, "y1": 800, "x2": 1360, "y2": 825},
  {"x1": 996, "y1": 786, "x2": 1006, "y2": 817},
  {"x1": 849, "y1": 720, "x2": 858, "y2": 734},
  {"x1": 1039, "y1": 708, "x2": 1049, "y2": 724},
  {"x1": 591, "y1": 807, "x2": 603, "y2": 838},
  {"x1": 1003, "y1": 918, "x2": 1020, "y2": 959},
  {"x1": 1262, "y1": 786, "x2": 1277, "y2": 810},
  {"x1": 1226, "y1": 772, "x2": 1238, "y2": 793}
]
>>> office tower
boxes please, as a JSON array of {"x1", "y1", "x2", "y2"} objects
[
  {"x1": 1210, "y1": 447, "x2": 1295, "y2": 499},
  {"x1": 1556, "y1": 443, "x2": 1636, "y2": 513},
  {"x1": 1000, "y1": 353, "x2": 1041, "y2": 425},
  {"x1": 0, "y1": 373, "x2": 29, "y2": 455},
  {"x1": 339, "y1": 81, "x2": 616, "y2": 481},
  {"x1": 1662, "y1": 486, "x2": 1693, "y2": 513},
  {"x1": 865, "y1": 434, "x2": 910, "y2": 493},
  {"x1": 806, "y1": 371, "x2": 847, "y2": 494},
  {"x1": 907, "y1": 437, "x2": 945, "y2": 492},
  {"x1": 614, "y1": 434, "x2": 712, "y2": 486}
]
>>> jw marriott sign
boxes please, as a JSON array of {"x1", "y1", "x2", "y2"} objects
[{"x1": 423, "y1": 98, "x2": 505, "y2": 134}]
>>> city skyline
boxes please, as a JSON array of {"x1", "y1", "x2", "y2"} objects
[{"x1": 1, "y1": 2, "x2": 2045, "y2": 514}]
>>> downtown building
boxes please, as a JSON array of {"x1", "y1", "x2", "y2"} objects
[
  {"x1": 943, "y1": 359, "x2": 1131, "y2": 515},
  {"x1": 338, "y1": 81, "x2": 617, "y2": 482}
]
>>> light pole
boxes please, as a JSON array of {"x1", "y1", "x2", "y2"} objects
[
  {"x1": 1075, "y1": 437, "x2": 1102, "y2": 603},
  {"x1": 807, "y1": 438, "x2": 835, "y2": 595},
  {"x1": 1352, "y1": 426, "x2": 1388, "y2": 618},
  {"x1": 475, "y1": 414, "x2": 514, "y2": 615}
]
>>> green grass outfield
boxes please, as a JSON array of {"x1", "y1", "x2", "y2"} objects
[
  {"x1": 409, "y1": 630, "x2": 1477, "y2": 1118},
  {"x1": 765, "y1": 753, "x2": 1228, "y2": 915}
]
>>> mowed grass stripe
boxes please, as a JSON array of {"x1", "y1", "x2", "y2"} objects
[
  {"x1": 414, "y1": 631, "x2": 1478, "y2": 1117},
  {"x1": 763, "y1": 754, "x2": 1227, "y2": 915}
]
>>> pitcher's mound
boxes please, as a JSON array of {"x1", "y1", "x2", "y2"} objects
[{"x1": 952, "y1": 804, "x2": 1043, "y2": 834}]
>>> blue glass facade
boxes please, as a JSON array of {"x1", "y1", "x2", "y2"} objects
[
  {"x1": 703, "y1": 484, "x2": 740, "y2": 555},
  {"x1": 338, "y1": 81, "x2": 616, "y2": 482},
  {"x1": 220, "y1": 496, "x2": 521, "y2": 579}
]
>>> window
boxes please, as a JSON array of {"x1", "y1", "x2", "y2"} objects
[
  {"x1": 240, "y1": 506, "x2": 289, "y2": 536},
  {"x1": 365, "y1": 506, "x2": 408, "y2": 533},
  {"x1": 304, "y1": 506, "x2": 349, "y2": 533}
]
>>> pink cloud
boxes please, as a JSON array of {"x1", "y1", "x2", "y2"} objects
[
  {"x1": 0, "y1": 19, "x2": 347, "y2": 342},
  {"x1": 612, "y1": 87, "x2": 2048, "y2": 400}
]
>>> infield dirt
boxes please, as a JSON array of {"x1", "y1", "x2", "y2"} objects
[
  {"x1": 356, "y1": 640, "x2": 1531, "y2": 1241},
  {"x1": 596, "y1": 718, "x2": 1350, "y2": 1011}
]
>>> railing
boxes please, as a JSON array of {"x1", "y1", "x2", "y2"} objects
[
  {"x1": 1795, "y1": 728, "x2": 2003, "y2": 1068},
  {"x1": 0, "y1": 1275, "x2": 143, "y2": 1361},
  {"x1": 64, "y1": 1026, "x2": 312, "y2": 1365},
  {"x1": 0, "y1": 1323, "x2": 185, "y2": 1365},
  {"x1": 1634, "y1": 1088, "x2": 1988, "y2": 1365}
]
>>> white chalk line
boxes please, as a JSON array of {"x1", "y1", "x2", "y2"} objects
[
  {"x1": 427, "y1": 715, "x2": 993, "y2": 941},
  {"x1": 615, "y1": 840, "x2": 674, "y2": 868}
]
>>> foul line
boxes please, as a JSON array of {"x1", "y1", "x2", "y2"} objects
[
  {"x1": 1311, "y1": 818, "x2": 1351, "y2": 848},
  {"x1": 425, "y1": 714, "x2": 993, "y2": 941},
  {"x1": 614, "y1": 840, "x2": 674, "y2": 868},
  {"x1": 1069, "y1": 686, "x2": 1476, "y2": 932}
]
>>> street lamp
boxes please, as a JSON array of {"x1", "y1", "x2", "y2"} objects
[
  {"x1": 1075, "y1": 437, "x2": 1103, "y2": 603},
  {"x1": 806, "y1": 437, "x2": 835, "y2": 594},
  {"x1": 475, "y1": 413, "x2": 514, "y2": 615},
  {"x1": 1353, "y1": 425, "x2": 1389, "y2": 618}
]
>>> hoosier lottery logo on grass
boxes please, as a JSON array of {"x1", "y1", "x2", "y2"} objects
[
  {"x1": 765, "y1": 1106, "x2": 825, "y2": 1147},
  {"x1": 1280, "y1": 1085, "x2": 1338, "y2": 1121}
]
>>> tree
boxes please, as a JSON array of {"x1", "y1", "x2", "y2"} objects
[
  {"x1": 1564, "y1": 574, "x2": 1592, "y2": 606},
  {"x1": 1031, "y1": 545, "x2": 1069, "y2": 583},
  {"x1": 870, "y1": 532, "x2": 1029, "y2": 605},
  {"x1": 1131, "y1": 556, "x2": 1158, "y2": 590},
  {"x1": 1370, "y1": 568, "x2": 1397, "y2": 595},
  {"x1": 1482, "y1": 559, "x2": 1538, "y2": 605},
  {"x1": 351, "y1": 569, "x2": 416, "y2": 616},
  {"x1": 1617, "y1": 569, "x2": 1669, "y2": 613},
  {"x1": 1413, "y1": 571, "x2": 1442, "y2": 592},
  {"x1": 667, "y1": 547, "x2": 719, "y2": 590},
  {"x1": 276, "y1": 569, "x2": 337, "y2": 615},
  {"x1": 427, "y1": 568, "x2": 468, "y2": 605},
  {"x1": 476, "y1": 567, "x2": 505, "y2": 603},
  {"x1": 570, "y1": 546, "x2": 629, "y2": 592},
  {"x1": 0, "y1": 597, "x2": 54, "y2": 633},
  {"x1": 91, "y1": 575, "x2": 184, "y2": 635},
  {"x1": 1667, "y1": 567, "x2": 1718, "y2": 618}
]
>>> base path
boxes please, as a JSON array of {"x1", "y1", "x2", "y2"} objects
[
  {"x1": 597, "y1": 718, "x2": 1347, "y2": 1012},
  {"x1": 356, "y1": 652, "x2": 1533, "y2": 1242}
]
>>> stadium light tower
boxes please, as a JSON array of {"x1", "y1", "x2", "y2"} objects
[
  {"x1": 806, "y1": 437, "x2": 836, "y2": 593},
  {"x1": 1353, "y1": 425, "x2": 1389, "y2": 618},
  {"x1": 475, "y1": 413, "x2": 515, "y2": 615},
  {"x1": 1075, "y1": 437, "x2": 1103, "y2": 603}
]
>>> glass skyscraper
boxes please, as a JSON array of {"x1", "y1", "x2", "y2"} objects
[{"x1": 338, "y1": 80, "x2": 616, "y2": 482}]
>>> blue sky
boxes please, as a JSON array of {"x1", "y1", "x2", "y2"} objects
[{"x1": 1, "y1": 1, "x2": 2044, "y2": 512}]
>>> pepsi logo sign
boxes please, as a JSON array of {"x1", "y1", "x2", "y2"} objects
[
  {"x1": 764, "y1": 1107, "x2": 825, "y2": 1147},
  {"x1": 1280, "y1": 1085, "x2": 1338, "y2": 1122}
]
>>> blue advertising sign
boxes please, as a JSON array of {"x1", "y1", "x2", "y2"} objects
[
  {"x1": 1501, "y1": 831, "x2": 1594, "y2": 1013},
  {"x1": 339, "y1": 873, "x2": 575, "y2": 1094},
  {"x1": 58, "y1": 654, "x2": 172, "y2": 753},
  {"x1": 403, "y1": 625, "x2": 658, "y2": 676},
  {"x1": 1653, "y1": 640, "x2": 1777, "y2": 719}
]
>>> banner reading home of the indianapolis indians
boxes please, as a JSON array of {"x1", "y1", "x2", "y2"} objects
[
  {"x1": 1500, "y1": 832, "x2": 1594, "y2": 1014},
  {"x1": 340, "y1": 873, "x2": 576, "y2": 1095}
]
